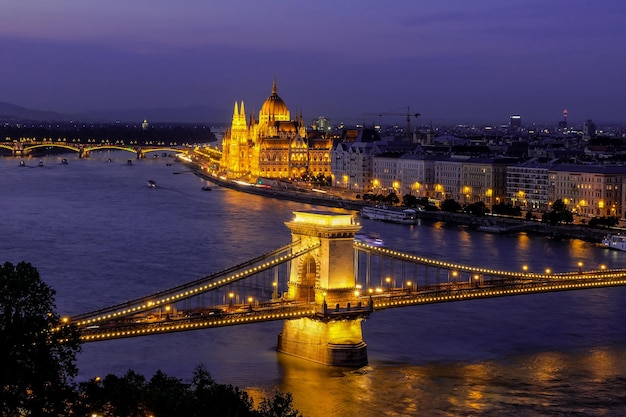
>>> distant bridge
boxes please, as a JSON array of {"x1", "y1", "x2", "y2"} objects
[{"x1": 0, "y1": 140, "x2": 189, "y2": 158}]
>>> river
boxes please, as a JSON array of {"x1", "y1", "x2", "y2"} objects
[{"x1": 1, "y1": 152, "x2": 625, "y2": 416}]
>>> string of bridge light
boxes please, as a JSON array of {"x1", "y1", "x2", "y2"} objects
[
  {"x1": 355, "y1": 242, "x2": 622, "y2": 279},
  {"x1": 73, "y1": 244, "x2": 320, "y2": 327},
  {"x1": 80, "y1": 308, "x2": 316, "y2": 342},
  {"x1": 372, "y1": 277, "x2": 626, "y2": 309}
]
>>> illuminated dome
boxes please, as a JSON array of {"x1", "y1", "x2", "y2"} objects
[{"x1": 259, "y1": 79, "x2": 290, "y2": 121}]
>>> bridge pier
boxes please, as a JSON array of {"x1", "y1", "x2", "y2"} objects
[
  {"x1": 279, "y1": 210, "x2": 368, "y2": 367},
  {"x1": 277, "y1": 316, "x2": 367, "y2": 366}
]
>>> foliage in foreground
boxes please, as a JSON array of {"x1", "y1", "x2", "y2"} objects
[
  {"x1": 75, "y1": 366, "x2": 303, "y2": 417},
  {"x1": 0, "y1": 261, "x2": 81, "y2": 417},
  {"x1": 0, "y1": 261, "x2": 303, "y2": 417}
]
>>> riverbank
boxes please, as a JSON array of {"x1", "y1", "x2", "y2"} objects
[
  {"x1": 191, "y1": 165, "x2": 367, "y2": 211},
  {"x1": 185, "y1": 160, "x2": 615, "y2": 243}
]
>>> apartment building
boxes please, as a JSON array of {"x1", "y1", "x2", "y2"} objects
[
  {"x1": 549, "y1": 165, "x2": 626, "y2": 217},
  {"x1": 507, "y1": 162, "x2": 552, "y2": 211}
]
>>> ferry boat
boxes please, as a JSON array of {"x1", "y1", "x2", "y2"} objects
[
  {"x1": 601, "y1": 234, "x2": 626, "y2": 251},
  {"x1": 360, "y1": 205, "x2": 418, "y2": 224}
]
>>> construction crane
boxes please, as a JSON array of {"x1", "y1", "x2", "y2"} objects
[{"x1": 363, "y1": 107, "x2": 420, "y2": 140}]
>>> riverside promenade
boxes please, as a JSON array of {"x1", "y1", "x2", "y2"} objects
[
  {"x1": 192, "y1": 166, "x2": 367, "y2": 211},
  {"x1": 184, "y1": 160, "x2": 613, "y2": 244}
]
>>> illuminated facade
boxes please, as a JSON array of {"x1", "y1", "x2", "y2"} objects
[
  {"x1": 369, "y1": 154, "x2": 512, "y2": 205},
  {"x1": 507, "y1": 163, "x2": 626, "y2": 218},
  {"x1": 507, "y1": 163, "x2": 551, "y2": 211},
  {"x1": 549, "y1": 165, "x2": 625, "y2": 217},
  {"x1": 220, "y1": 80, "x2": 332, "y2": 180}
]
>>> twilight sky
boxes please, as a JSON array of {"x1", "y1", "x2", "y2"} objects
[{"x1": 1, "y1": 0, "x2": 625, "y2": 125}]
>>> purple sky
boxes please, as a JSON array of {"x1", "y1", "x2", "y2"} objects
[{"x1": 1, "y1": 0, "x2": 625, "y2": 125}]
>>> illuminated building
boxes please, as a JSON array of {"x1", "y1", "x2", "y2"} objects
[
  {"x1": 549, "y1": 165, "x2": 625, "y2": 217},
  {"x1": 331, "y1": 128, "x2": 381, "y2": 192},
  {"x1": 369, "y1": 154, "x2": 513, "y2": 206},
  {"x1": 508, "y1": 162, "x2": 626, "y2": 218},
  {"x1": 507, "y1": 162, "x2": 551, "y2": 211},
  {"x1": 220, "y1": 80, "x2": 333, "y2": 180}
]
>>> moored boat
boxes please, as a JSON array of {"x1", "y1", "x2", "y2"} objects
[
  {"x1": 147, "y1": 180, "x2": 157, "y2": 188},
  {"x1": 360, "y1": 205, "x2": 418, "y2": 224},
  {"x1": 201, "y1": 186, "x2": 212, "y2": 191},
  {"x1": 601, "y1": 234, "x2": 626, "y2": 251}
]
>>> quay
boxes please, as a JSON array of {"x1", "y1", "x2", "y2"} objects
[{"x1": 184, "y1": 158, "x2": 611, "y2": 243}]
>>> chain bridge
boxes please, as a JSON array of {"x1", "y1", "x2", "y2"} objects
[{"x1": 65, "y1": 210, "x2": 626, "y2": 366}]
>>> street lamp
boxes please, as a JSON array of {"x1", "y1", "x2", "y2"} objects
[
  {"x1": 406, "y1": 280, "x2": 412, "y2": 293},
  {"x1": 385, "y1": 277, "x2": 391, "y2": 292},
  {"x1": 272, "y1": 281, "x2": 278, "y2": 299},
  {"x1": 228, "y1": 292, "x2": 234, "y2": 310},
  {"x1": 247, "y1": 296, "x2": 254, "y2": 311},
  {"x1": 578, "y1": 261, "x2": 583, "y2": 274}
]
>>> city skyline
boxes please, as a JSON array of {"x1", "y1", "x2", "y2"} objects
[{"x1": 1, "y1": 1, "x2": 625, "y2": 125}]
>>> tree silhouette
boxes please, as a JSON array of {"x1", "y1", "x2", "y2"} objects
[{"x1": 0, "y1": 261, "x2": 81, "y2": 417}]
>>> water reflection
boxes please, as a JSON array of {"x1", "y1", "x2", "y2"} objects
[{"x1": 271, "y1": 347, "x2": 626, "y2": 416}]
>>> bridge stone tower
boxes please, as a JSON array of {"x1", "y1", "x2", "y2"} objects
[{"x1": 277, "y1": 210, "x2": 369, "y2": 366}]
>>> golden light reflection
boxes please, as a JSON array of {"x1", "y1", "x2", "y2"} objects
[
  {"x1": 585, "y1": 349, "x2": 618, "y2": 381},
  {"x1": 529, "y1": 351, "x2": 566, "y2": 383}
]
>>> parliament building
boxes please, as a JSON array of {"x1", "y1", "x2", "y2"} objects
[{"x1": 220, "y1": 80, "x2": 332, "y2": 180}]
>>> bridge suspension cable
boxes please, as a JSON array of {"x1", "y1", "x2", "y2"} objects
[{"x1": 71, "y1": 240, "x2": 320, "y2": 325}]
